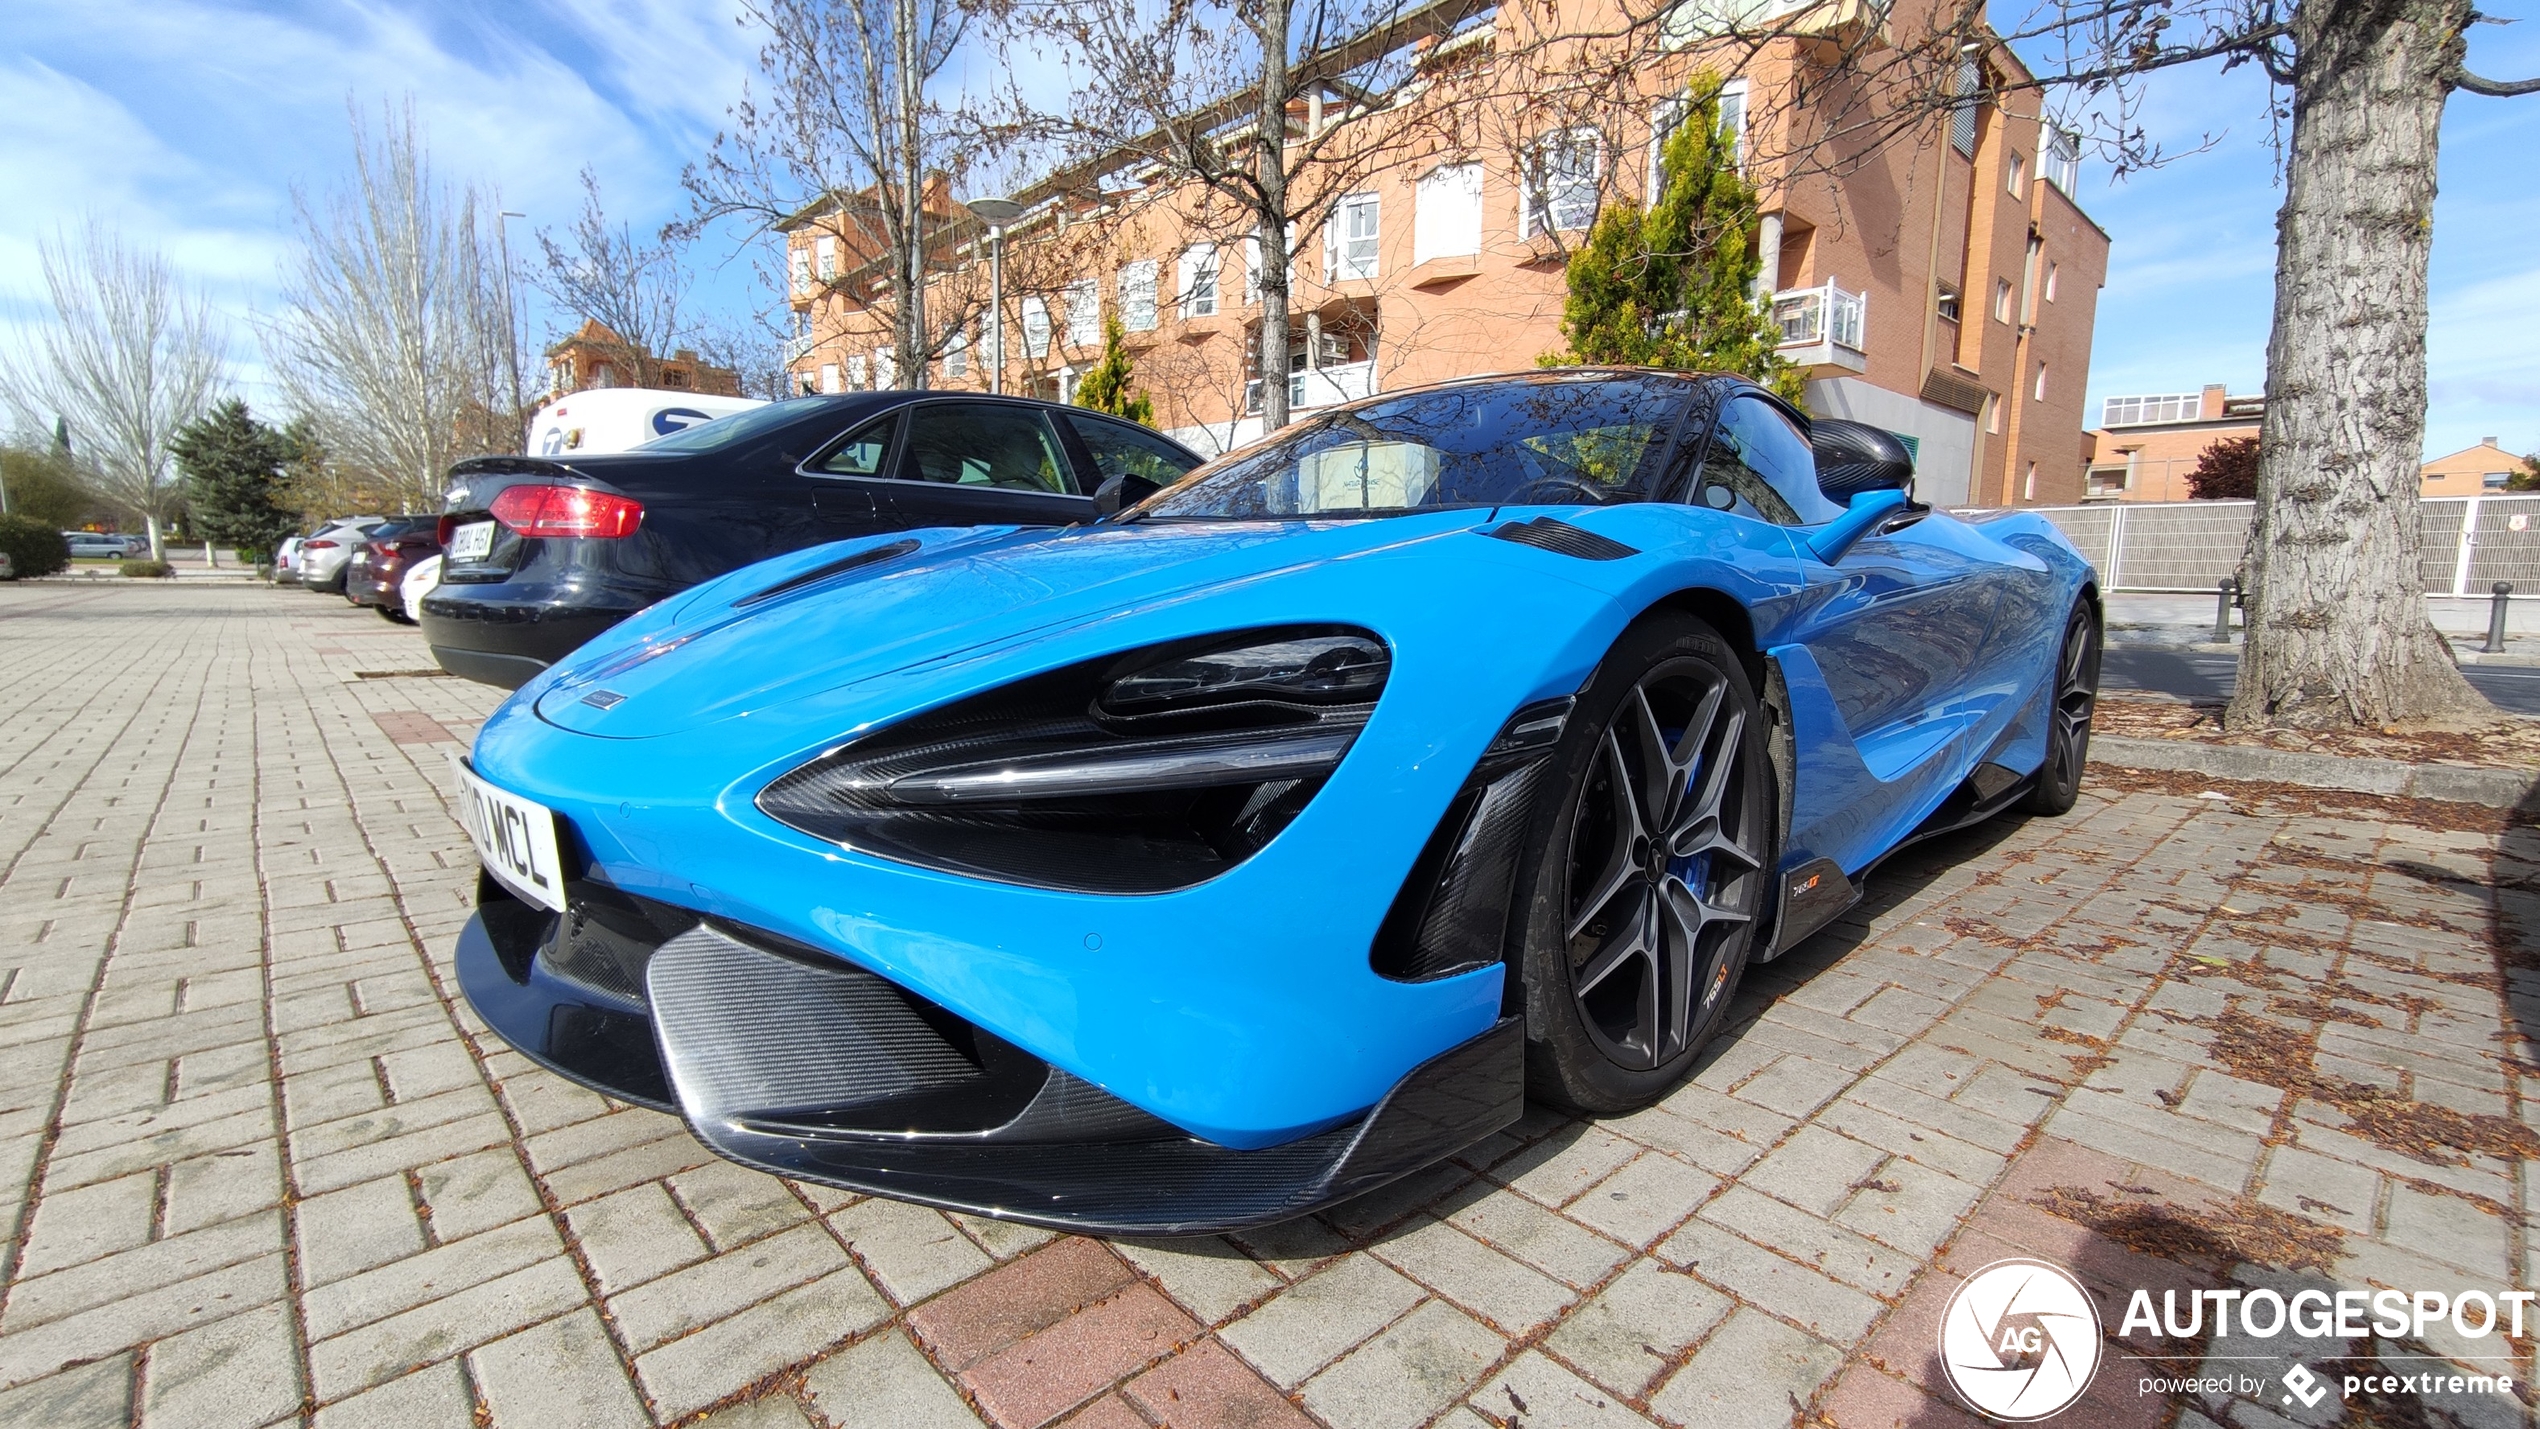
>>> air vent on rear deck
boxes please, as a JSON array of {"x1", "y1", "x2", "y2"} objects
[
  {"x1": 1485, "y1": 517, "x2": 1638, "y2": 562},
  {"x1": 736, "y1": 540, "x2": 921, "y2": 608}
]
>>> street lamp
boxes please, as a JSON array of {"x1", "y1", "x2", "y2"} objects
[{"x1": 967, "y1": 197, "x2": 1026, "y2": 396}]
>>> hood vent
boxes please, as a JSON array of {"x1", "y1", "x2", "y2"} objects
[{"x1": 1485, "y1": 517, "x2": 1638, "y2": 562}]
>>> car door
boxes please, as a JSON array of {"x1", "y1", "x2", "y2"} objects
[
  {"x1": 798, "y1": 411, "x2": 899, "y2": 545},
  {"x1": 1058, "y1": 411, "x2": 1205, "y2": 493},
  {"x1": 872, "y1": 401, "x2": 1094, "y2": 530}
]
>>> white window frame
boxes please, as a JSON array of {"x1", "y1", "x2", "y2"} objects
[
  {"x1": 1119, "y1": 259, "x2": 1158, "y2": 332},
  {"x1": 1064, "y1": 277, "x2": 1100, "y2": 348},
  {"x1": 789, "y1": 247, "x2": 811, "y2": 295},
  {"x1": 2045, "y1": 261, "x2": 2060, "y2": 302},
  {"x1": 1993, "y1": 279, "x2": 2013, "y2": 324},
  {"x1": 2033, "y1": 363, "x2": 2048, "y2": 401},
  {"x1": 1325, "y1": 193, "x2": 1380, "y2": 282},
  {"x1": 874, "y1": 347, "x2": 896, "y2": 390},
  {"x1": 1243, "y1": 226, "x2": 1297, "y2": 304},
  {"x1": 848, "y1": 354, "x2": 869, "y2": 389},
  {"x1": 1177, "y1": 244, "x2": 1220, "y2": 318},
  {"x1": 2006, "y1": 151, "x2": 2026, "y2": 194},
  {"x1": 818, "y1": 362, "x2": 840, "y2": 394},
  {"x1": 1523, "y1": 128, "x2": 1601, "y2": 237},
  {"x1": 1022, "y1": 295, "x2": 1051, "y2": 359},
  {"x1": 945, "y1": 328, "x2": 968, "y2": 379},
  {"x1": 816, "y1": 234, "x2": 839, "y2": 280},
  {"x1": 2045, "y1": 127, "x2": 2081, "y2": 195},
  {"x1": 1413, "y1": 162, "x2": 1483, "y2": 264}
]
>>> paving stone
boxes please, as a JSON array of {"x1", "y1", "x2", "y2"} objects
[
  {"x1": 296, "y1": 1176, "x2": 426, "y2": 1288},
  {"x1": 669, "y1": 1159, "x2": 811, "y2": 1250},
  {"x1": 14, "y1": 1170, "x2": 158, "y2": 1279},
  {"x1": 1114, "y1": 1236, "x2": 1285, "y2": 1325},
  {"x1": 1654, "y1": 1218, "x2": 1883, "y2": 1342},
  {"x1": 1442, "y1": 1181, "x2": 1632, "y2": 1289},
  {"x1": 958, "y1": 1282, "x2": 1199, "y2": 1429},
  {"x1": 1542, "y1": 1259, "x2": 1733, "y2": 1398},
  {"x1": 1737, "y1": 1124, "x2": 1892, "y2": 1217},
  {"x1": 564, "y1": 1182, "x2": 709, "y2": 1297},
  {"x1": 0, "y1": 1353, "x2": 131, "y2": 1429},
  {"x1": 1299, "y1": 1297, "x2": 1502, "y2": 1429},
  {"x1": 1647, "y1": 1307, "x2": 1842, "y2": 1429},
  {"x1": 301, "y1": 1215, "x2": 564, "y2": 1342},
  {"x1": 910, "y1": 1238, "x2": 1136, "y2": 1372},
  {"x1": 310, "y1": 1361, "x2": 474, "y2": 1429},
  {"x1": 413, "y1": 1147, "x2": 543, "y2": 1242},
  {"x1": 607, "y1": 1221, "x2": 851, "y2": 1353},
  {"x1": 307, "y1": 1258, "x2": 586, "y2": 1401},
  {"x1": 138, "y1": 1300, "x2": 301, "y2": 1429},
  {"x1": 4, "y1": 1210, "x2": 284, "y2": 1332},
  {"x1": 1564, "y1": 1151, "x2": 1718, "y2": 1250},
  {"x1": 1122, "y1": 1337, "x2": 1316, "y2": 1429},
  {"x1": 468, "y1": 1307, "x2": 648, "y2": 1429},
  {"x1": 1370, "y1": 1214, "x2": 1577, "y2": 1336},
  {"x1": 1219, "y1": 1252, "x2": 1427, "y2": 1390},
  {"x1": 1471, "y1": 1348, "x2": 1658, "y2": 1429},
  {"x1": 802, "y1": 1327, "x2": 985, "y2": 1429},
  {"x1": 829, "y1": 1195, "x2": 994, "y2": 1307}
]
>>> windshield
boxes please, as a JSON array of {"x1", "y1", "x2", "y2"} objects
[
  {"x1": 1137, "y1": 374, "x2": 1690, "y2": 521},
  {"x1": 634, "y1": 399, "x2": 827, "y2": 453}
]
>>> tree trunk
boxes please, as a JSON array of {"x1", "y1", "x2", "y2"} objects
[
  {"x1": 1255, "y1": 0, "x2": 1292, "y2": 434},
  {"x1": 2228, "y1": 0, "x2": 2486, "y2": 728}
]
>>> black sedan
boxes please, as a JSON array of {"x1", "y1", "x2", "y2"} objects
[{"x1": 421, "y1": 393, "x2": 1204, "y2": 688}]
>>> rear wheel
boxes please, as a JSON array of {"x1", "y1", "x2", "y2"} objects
[
  {"x1": 2023, "y1": 600, "x2": 2101, "y2": 815},
  {"x1": 1514, "y1": 618, "x2": 1775, "y2": 1114}
]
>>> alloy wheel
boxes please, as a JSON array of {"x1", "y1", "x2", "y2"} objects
[
  {"x1": 1560, "y1": 659, "x2": 1764, "y2": 1071},
  {"x1": 2047, "y1": 611, "x2": 2098, "y2": 791}
]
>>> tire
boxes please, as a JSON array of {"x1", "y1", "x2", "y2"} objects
[
  {"x1": 2022, "y1": 599, "x2": 2101, "y2": 816},
  {"x1": 377, "y1": 603, "x2": 411, "y2": 624},
  {"x1": 1512, "y1": 617, "x2": 1777, "y2": 1115}
]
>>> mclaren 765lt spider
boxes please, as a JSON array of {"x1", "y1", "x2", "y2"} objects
[{"x1": 451, "y1": 368, "x2": 2101, "y2": 1235}]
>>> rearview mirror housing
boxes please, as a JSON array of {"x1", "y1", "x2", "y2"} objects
[{"x1": 1811, "y1": 419, "x2": 1915, "y2": 505}]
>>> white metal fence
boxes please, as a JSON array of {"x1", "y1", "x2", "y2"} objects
[{"x1": 1987, "y1": 497, "x2": 2540, "y2": 596}]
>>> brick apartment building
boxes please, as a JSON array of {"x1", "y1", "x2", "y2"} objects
[
  {"x1": 545, "y1": 320, "x2": 742, "y2": 400},
  {"x1": 784, "y1": 0, "x2": 2109, "y2": 508},
  {"x1": 2083, "y1": 384, "x2": 2265, "y2": 501},
  {"x1": 2420, "y1": 437, "x2": 2529, "y2": 497}
]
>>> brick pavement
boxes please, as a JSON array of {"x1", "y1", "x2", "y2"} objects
[{"x1": 0, "y1": 580, "x2": 2532, "y2": 1428}]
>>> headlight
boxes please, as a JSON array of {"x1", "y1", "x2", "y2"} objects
[{"x1": 757, "y1": 627, "x2": 1389, "y2": 893}]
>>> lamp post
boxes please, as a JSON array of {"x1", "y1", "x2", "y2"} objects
[{"x1": 967, "y1": 197, "x2": 1026, "y2": 396}]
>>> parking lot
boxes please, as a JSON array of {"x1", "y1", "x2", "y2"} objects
[{"x1": 1, "y1": 580, "x2": 2532, "y2": 1429}]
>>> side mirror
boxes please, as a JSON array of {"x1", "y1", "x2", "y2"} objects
[
  {"x1": 1805, "y1": 488, "x2": 1911, "y2": 564},
  {"x1": 1811, "y1": 419, "x2": 1915, "y2": 504},
  {"x1": 1094, "y1": 472, "x2": 1161, "y2": 517}
]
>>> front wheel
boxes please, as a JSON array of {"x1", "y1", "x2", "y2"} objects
[
  {"x1": 2023, "y1": 600, "x2": 2101, "y2": 815},
  {"x1": 1514, "y1": 618, "x2": 1776, "y2": 1115}
]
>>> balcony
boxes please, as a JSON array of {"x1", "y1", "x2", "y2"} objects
[
  {"x1": 1772, "y1": 283, "x2": 1867, "y2": 374},
  {"x1": 1245, "y1": 360, "x2": 1376, "y2": 415}
]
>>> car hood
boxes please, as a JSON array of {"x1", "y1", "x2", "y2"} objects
[{"x1": 529, "y1": 513, "x2": 1495, "y2": 740}]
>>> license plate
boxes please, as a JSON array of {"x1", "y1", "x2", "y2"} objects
[
  {"x1": 449, "y1": 520, "x2": 496, "y2": 563},
  {"x1": 449, "y1": 753, "x2": 568, "y2": 911}
]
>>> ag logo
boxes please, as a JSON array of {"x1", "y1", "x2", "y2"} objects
[{"x1": 1939, "y1": 1258, "x2": 2102, "y2": 1420}]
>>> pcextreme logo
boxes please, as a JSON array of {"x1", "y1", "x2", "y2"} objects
[{"x1": 1939, "y1": 1259, "x2": 2104, "y2": 1421}]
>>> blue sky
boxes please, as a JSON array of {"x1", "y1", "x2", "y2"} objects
[{"x1": 3, "y1": 0, "x2": 2535, "y2": 462}]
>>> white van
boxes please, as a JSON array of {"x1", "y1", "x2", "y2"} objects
[{"x1": 525, "y1": 389, "x2": 766, "y2": 458}]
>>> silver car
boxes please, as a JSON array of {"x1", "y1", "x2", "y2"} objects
[{"x1": 296, "y1": 517, "x2": 387, "y2": 593}]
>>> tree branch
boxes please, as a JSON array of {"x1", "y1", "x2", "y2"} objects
[{"x1": 2456, "y1": 68, "x2": 2540, "y2": 96}]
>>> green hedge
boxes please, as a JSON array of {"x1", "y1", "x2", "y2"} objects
[
  {"x1": 120, "y1": 559, "x2": 175, "y2": 579},
  {"x1": 0, "y1": 515, "x2": 69, "y2": 579}
]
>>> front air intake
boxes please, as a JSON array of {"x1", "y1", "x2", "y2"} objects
[{"x1": 758, "y1": 627, "x2": 1388, "y2": 894}]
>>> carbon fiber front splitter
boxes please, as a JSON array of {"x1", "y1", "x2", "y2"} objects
[{"x1": 455, "y1": 880, "x2": 1523, "y2": 1235}]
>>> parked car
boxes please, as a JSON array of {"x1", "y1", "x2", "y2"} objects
[
  {"x1": 345, "y1": 517, "x2": 443, "y2": 621},
  {"x1": 64, "y1": 532, "x2": 136, "y2": 560},
  {"x1": 275, "y1": 536, "x2": 305, "y2": 585},
  {"x1": 297, "y1": 517, "x2": 389, "y2": 593},
  {"x1": 422, "y1": 393, "x2": 1205, "y2": 688},
  {"x1": 400, "y1": 554, "x2": 443, "y2": 623},
  {"x1": 527, "y1": 388, "x2": 767, "y2": 458},
  {"x1": 449, "y1": 368, "x2": 2102, "y2": 1233}
]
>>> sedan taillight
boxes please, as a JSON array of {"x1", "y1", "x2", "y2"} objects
[
  {"x1": 490, "y1": 485, "x2": 644, "y2": 539},
  {"x1": 304, "y1": 539, "x2": 338, "y2": 551}
]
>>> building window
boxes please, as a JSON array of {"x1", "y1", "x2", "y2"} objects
[
  {"x1": 2045, "y1": 127, "x2": 2081, "y2": 195},
  {"x1": 2485, "y1": 471, "x2": 2512, "y2": 489},
  {"x1": 2045, "y1": 262, "x2": 2060, "y2": 302},
  {"x1": 874, "y1": 348, "x2": 896, "y2": 390},
  {"x1": 1649, "y1": 84, "x2": 1742, "y2": 193},
  {"x1": 1243, "y1": 225, "x2": 1296, "y2": 304},
  {"x1": 1523, "y1": 129, "x2": 1600, "y2": 237},
  {"x1": 1935, "y1": 284, "x2": 1961, "y2": 324},
  {"x1": 790, "y1": 248, "x2": 811, "y2": 295},
  {"x1": 816, "y1": 234, "x2": 838, "y2": 280},
  {"x1": 1065, "y1": 277, "x2": 1099, "y2": 348},
  {"x1": 1119, "y1": 260, "x2": 1158, "y2": 331},
  {"x1": 2006, "y1": 152, "x2": 2026, "y2": 194},
  {"x1": 797, "y1": 370, "x2": 817, "y2": 396},
  {"x1": 1326, "y1": 193, "x2": 1380, "y2": 282},
  {"x1": 2033, "y1": 363, "x2": 2048, "y2": 401},
  {"x1": 945, "y1": 329, "x2": 968, "y2": 380},
  {"x1": 1022, "y1": 296, "x2": 1051, "y2": 359},
  {"x1": 2102, "y1": 393, "x2": 2199, "y2": 426},
  {"x1": 1993, "y1": 279, "x2": 2013, "y2": 324},
  {"x1": 1177, "y1": 244, "x2": 1220, "y2": 317},
  {"x1": 1950, "y1": 59, "x2": 1981, "y2": 158},
  {"x1": 818, "y1": 363, "x2": 840, "y2": 394},
  {"x1": 1660, "y1": 0, "x2": 1805, "y2": 47},
  {"x1": 848, "y1": 354, "x2": 868, "y2": 389},
  {"x1": 2024, "y1": 461, "x2": 2038, "y2": 500},
  {"x1": 1414, "y1": 163, "x2": 1482, "y2": 263},
  {"x1": 1985, "y1": 393, "x2": 2001, "y2": 434}
]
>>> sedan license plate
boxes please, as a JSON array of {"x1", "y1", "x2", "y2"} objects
[
  {"x1": 449, "y1": 520, "x2": 496, "y2": 563},
  {"x1": 449, "y1": 753, "x2": 568, "y2": 911}
]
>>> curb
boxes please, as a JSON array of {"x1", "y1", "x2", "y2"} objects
[{"x1": 2090, "y1": 735, "x2": 2540, "y2": 809}]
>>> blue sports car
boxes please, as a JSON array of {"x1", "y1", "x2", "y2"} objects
[{"x1": 452, "y1": 369, "x2": 2100, "y2": 1234}]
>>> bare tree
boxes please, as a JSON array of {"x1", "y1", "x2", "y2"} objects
[
  {"x1": 0, "y1": 222, "x2": 228, "y2": 558},
  {"x1": 533, "y1": 169, "x2": 697, "y2": 388},
  {"x1": 262, "y1": 103, "x2": 523, "y2": 515},
  {"x1": 988, "y1": 0, "x2": 1488, "y2": 431},
  {"x1": 687, "y1": 0, "x2": 969, "y2": 390}
]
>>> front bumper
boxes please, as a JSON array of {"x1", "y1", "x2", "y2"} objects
[{"x1": 456, "y1": 875, "x2": 1522, "y2": 1234}]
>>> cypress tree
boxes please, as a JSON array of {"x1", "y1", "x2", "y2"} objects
[
  {"x1": 1545, "y1": 75, "x2": 1800, "y2": 403},
  {"x1": 1074, "y1": 315, "x2": 1155, "y2": 426}
]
